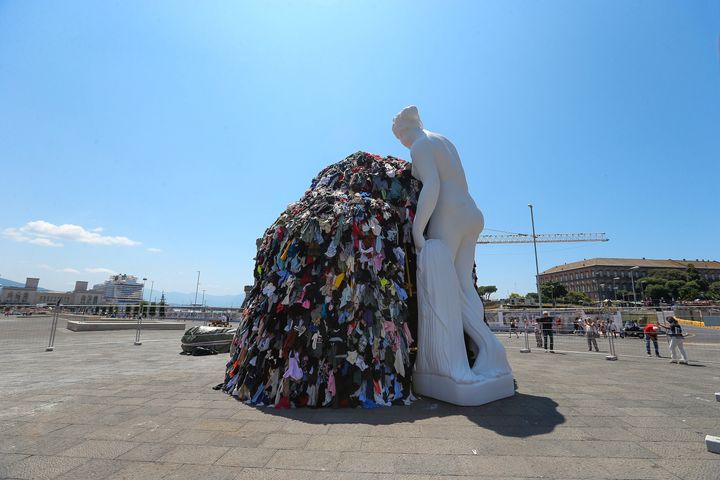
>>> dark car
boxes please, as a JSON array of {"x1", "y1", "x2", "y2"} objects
[
  {"x1": 181, "y1": 325, "x2": 236, "y2": 355},
  {"x1": 620, "y1": 323, "x2": 644, "y2": 338}
]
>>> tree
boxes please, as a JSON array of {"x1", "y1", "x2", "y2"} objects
[
  {"x1": 508, "y1": 293, "x2": 523, "y2": 299},
  {"x1": 541, "y1": 282, "x2": 567, "y2": 306},
  {"x1": 678, "y1": 281, "x2": 701, "y2": 301},
  {"x1": 666, "y1": 280, "x2": 686, "y2": 300},
  {"x1": 645, "y1": 284, "x2": 670, "y2": 302},
  {"x1": 159, "y1": 292, "x2": 167, "y2": 318},
  {"x1": 477, "y1": 285, "x2": 497, "y2": 301},
  {"x1": 526, "y1": 292, "x2": 539, "y2": 302},
  {"x1": 563, "y1": 291, "x2": 591, "y2": 305}
]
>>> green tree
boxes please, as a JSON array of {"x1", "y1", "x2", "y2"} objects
[
  {"x1": 526, "y1": 292, "x2": 539, "y2": 302},
  {"x1": 508, "y1": 293, "x2": 523, "y2": 299},
  {"x1": 159, "y1": 293, "x2": 167, "y2": 318},
  {"x1": 541, "y1": 282, "x2": 567, "y2": 306},
  {"x1": 666, "y1": 280, "x2": 686, "y2": 299},
  {"x1": 645, "y1": 284, "x2": 670, "y2": 302},
  {"x1": 477, "y1": 285, "x2": 498, "y2": 300},
  {"x1": 678, "y1": 281, "x2": 702, "y2": 301},
  {"x1": 708, "y1": 281, "x2": 720, "y2": 300},
  {"x1": 562, "y1": 291, "x2": 591, "y2": 305}
]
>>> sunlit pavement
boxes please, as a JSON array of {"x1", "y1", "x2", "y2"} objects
[{"x1": 1, "y1": 322, "x2": 719, "y2": 479}]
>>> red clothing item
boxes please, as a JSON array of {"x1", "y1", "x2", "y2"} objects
[{"x1": 644, "y1": 324, "x2": 659, "y2": 336}]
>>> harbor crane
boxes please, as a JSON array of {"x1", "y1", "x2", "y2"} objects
[{"x1": 477, "y1": 232, "x2": 609, "y2": 244}]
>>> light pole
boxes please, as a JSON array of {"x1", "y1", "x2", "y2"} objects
[
  {"x1": 194, "y1": 271, "x2": 201, "y2": 306},
  {"x1": 202, "y1": 289, "x2": 206, "y2": 309},
  {"x1": 134, "y1": 277, "x2": 147, "y2": 345},
  {"x1": 147, "y1": 280, "x2": 154, "y2": 318},
  {"x1": 528, "y1": 204, "x2": 542, "y2": 310},
  {"x1": 613, "y1": 276, "x2": 620, "y2": 302},
  {"x1": 629, "y1": 266, "x2": 639, "y2": 304}
]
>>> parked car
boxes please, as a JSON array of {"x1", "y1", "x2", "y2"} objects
[
  {"x1": 620, "y1": 322, "x2": 644, "y2": 338},
  {"x1": 181, "y1": 325, "x2": 236, "y2": 355}
]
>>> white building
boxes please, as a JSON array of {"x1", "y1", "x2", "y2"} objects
[{"x1": 93, "y1": 274, "x2": 144, "y2": 304}]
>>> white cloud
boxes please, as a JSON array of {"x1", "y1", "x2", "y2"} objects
[
  {"x1": 29, "y1": 237, "x2": 63, "y2": 247},
  {"x1": 37, "y1": 264, "x2": 81, "y2": 274},
  {"x1": 2, "y1": 220, "x2": 140, "y2": 247},
  {"x1": 146, "y1": 247, "x2": 162, "y2": 253},
  {"x1": 85, "y1": 267, "x2": 116, "y2": 274}
]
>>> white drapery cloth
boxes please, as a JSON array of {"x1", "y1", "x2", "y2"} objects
[{"x1": 415, "y1": 239, "x2": 512, "y2": 384}]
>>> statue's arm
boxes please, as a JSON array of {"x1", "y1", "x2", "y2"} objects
[{"x1": 410, "y1": 143, "x2": 439, "y2": 251}]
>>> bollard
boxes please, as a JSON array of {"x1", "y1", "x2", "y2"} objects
[
  {"x1": 605, "y1": 331, "x2": 617, "y2": 361},
  {"x1": 520, "y1": 322, "x2": 531, "y2": 353},
  {"x1": 45, "y1": 311, "x2": 59, "y2": 352}
]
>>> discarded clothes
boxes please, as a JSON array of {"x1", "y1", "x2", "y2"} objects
[{"x1": 221, "y1": 151, "x2": 420, "y2": 408}]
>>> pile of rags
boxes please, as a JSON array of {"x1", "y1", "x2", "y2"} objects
[{"x1": 221, "y1": 151, "x2": 421, "y2": 408}]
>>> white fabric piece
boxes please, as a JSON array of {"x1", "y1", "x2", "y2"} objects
[{"x1": 413, "y1": 239, "x2": 514, "y2": 406}]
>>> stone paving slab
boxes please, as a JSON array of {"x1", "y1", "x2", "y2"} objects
[{"x1": 0, "y1": 335, "x2": 719, "y2": 479}]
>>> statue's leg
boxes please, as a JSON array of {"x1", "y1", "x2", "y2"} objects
[{"x1": 455, "y1": 234, "x2": 512, "y2": 376}]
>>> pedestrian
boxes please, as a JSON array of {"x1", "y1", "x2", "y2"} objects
[
  {"x1": 572, "y1": 318, "x2": 580, "y2": 335},
  {"x1": 585, "y1": 319, "x2": 599, "y2": 352},
  {"x1": 508, "y1": 318, "x2": 519, "y2": 339},
  {"x1": 642, "y1": 322, "x2": 661, "y2": 357},
  {"x1": 608, "y1": 319, "x2": 618, "y2": 338},
  {"x1": 534, "y1": 319, "x2": 543, "y2": 348},
  {"x1": 659, "y1": 316, "x2": 688, "y2": 364},
  {"x1": 537, "y1": 311, "x2": 554, "y2": 353}
]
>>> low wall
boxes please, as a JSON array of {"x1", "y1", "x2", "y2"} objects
[{"x1": 66, "y1": 320, "x2": 185, "y2": 332}]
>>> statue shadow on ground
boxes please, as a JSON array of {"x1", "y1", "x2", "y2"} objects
[{"x1": 233, "y1": 384, "x2": 565, "y2": 439}]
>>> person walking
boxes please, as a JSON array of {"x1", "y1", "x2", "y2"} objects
[
  {"x1": 585, "y1": 319, "x2": 599, "y2": 352},
  {"x1": 608, "y1": 319, "x2": 618, "y2": 338},
  {"x1": 660, "y1": 316, "x2": 688, "y2": 364},
  {"x1": 534, "y1": 319, "x2": 543, "y2": 348},
  {"x1": 538, "y1": 311, "x2": 554, "y2": 353},
  {"x1": 508, "y1": 318, "x2": 519, "y2": 339},
  {"x1": 643, "y1": 322, "x2": 661, "y2": 357}
]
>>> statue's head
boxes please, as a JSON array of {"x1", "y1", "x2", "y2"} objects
[{"x1": 392, "y1": 105, "x2": 423, "y2": 148}]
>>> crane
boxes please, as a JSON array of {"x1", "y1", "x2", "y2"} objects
[{"x1": 477, "y1": 232, "x2": 609, "y2": 244}]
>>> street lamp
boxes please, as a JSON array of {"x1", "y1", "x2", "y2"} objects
[
  {"x1": 613, "y1": 276, "x2": 620, "y2": 302},
  {"x1": 194, "y1": 271, "x2": 201, "y2": 306},
  {"x1": 528, "y1": 204, "x2": 542, "y2": 310},
  {"x1": 628, "y1": 266, "x2": 639, "y2": 304},
  {"x1": 147, "y1": 280, "x2": 154, "y2": 318},
  {"x1": 134, "y1": 277, "x2": 147, "y2": 346}
]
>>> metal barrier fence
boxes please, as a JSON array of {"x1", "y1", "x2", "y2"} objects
[
  {"x1": 2, "y1": 304, "x2": 718, "y2": 365},
  {"x1": 0, "y1": 304, "x2": 241, "y2": 352},
  {"x1": 491, "y1": 319, "x2": 720, "y2": 365}
]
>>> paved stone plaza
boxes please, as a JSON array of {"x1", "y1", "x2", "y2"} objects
[{"x1": 1, "y1": 325, "x2": 719, "y2": 479}]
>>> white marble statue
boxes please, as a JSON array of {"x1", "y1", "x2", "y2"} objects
[{"x1": 392, "y1": 105, "x2": 514, "y2": 406}]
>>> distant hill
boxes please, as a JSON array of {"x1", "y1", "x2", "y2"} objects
[
  {"x1": 0, "y1": 278, "x2": 49, "y2": 291},
  {"x1": 158, "y1": 291, "x2": 245, "y2": 308},
  {"x1": 0, "y1": 278, "x2": 25, "y2": 288},
  {"x1": 0, "y1": 277, "x2": 243, "y2": 307}
]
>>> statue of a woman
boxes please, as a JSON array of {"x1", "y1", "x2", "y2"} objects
[{"x1": 393, "y1": 106, "x2": 514, "y2": 405}]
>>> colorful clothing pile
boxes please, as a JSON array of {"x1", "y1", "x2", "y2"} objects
[{"x1": 221, "y1": 151, "x2": 421, "y2": 408}]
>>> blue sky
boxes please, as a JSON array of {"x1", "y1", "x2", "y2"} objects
[{"x1": 1, "y1": 1, "x2": 719, "y2": 299}]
